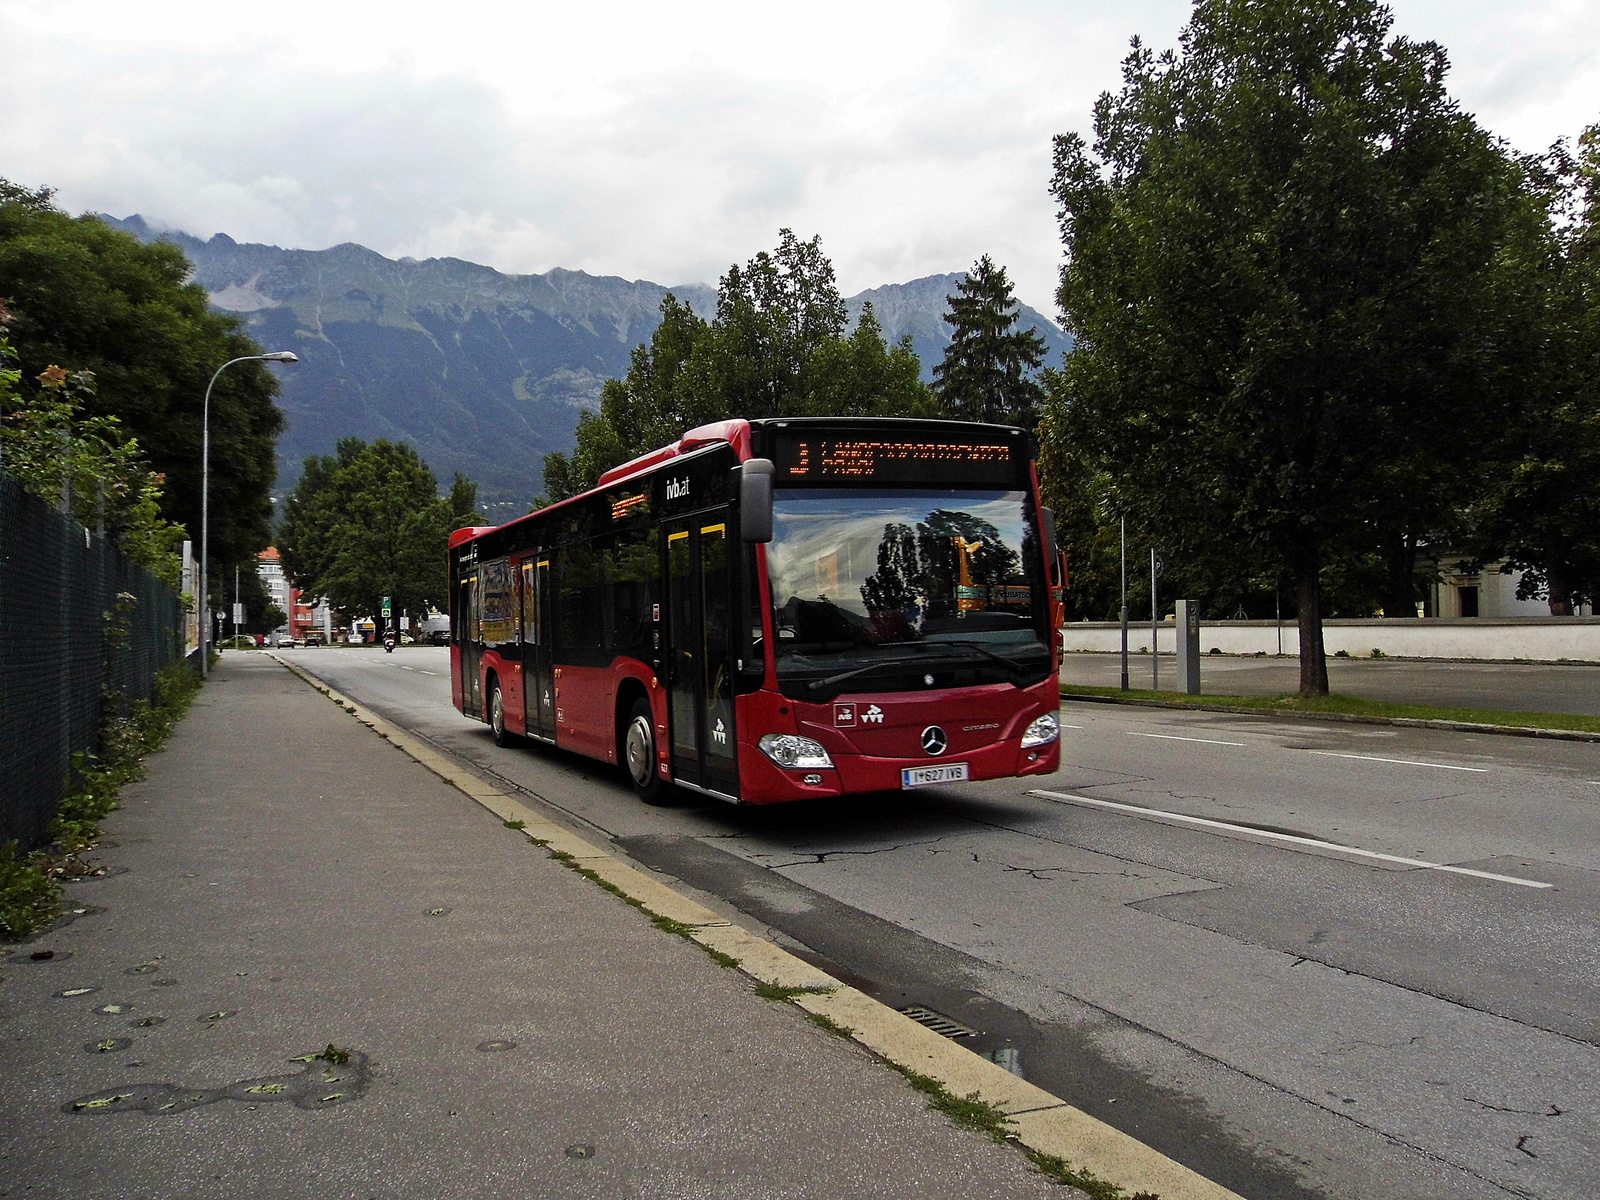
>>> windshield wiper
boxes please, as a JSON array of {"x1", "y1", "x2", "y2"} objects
[
  {"x1": 935, "y1": 640, "x2": 1036, "y2": 677},
  {"x1": 804, "y1": 646, "x2": 1035, "y2": 694},
  {"x1": 804, "y1": 654, "x2": 929, "y2": 693}
]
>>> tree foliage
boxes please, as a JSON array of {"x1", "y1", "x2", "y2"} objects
[
  {"x1": 0, "y1": 179, "x2": 284, "y2": 585},
  {"x1": 0, "y1": 307, "x2": 187, "y2": 586},
  {"x1": 542, "y1": 230, "x2": 934, "y2": 500},
  {"x1": 278, "y1": 439, "x2": 480, "y2": 628},
  {"x1": 1046, "y1": 0, "x2": 1526, "y2": 693},
  {"x1": 1466, "y1": 127, "x2": 1600, "y2": 614},
  {"x1": 933, "y1": 256, "x2": 1047, "y2": 428}
]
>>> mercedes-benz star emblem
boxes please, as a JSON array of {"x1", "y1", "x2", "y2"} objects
[{"x1": 920, "y1": 726, "x2": 948, "y2": 756}]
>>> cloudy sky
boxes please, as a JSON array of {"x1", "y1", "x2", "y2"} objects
[{"x1": 3, "y1": 0, "x2": 1597, "y2": 312}]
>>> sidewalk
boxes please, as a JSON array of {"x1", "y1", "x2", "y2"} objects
[{"x1": 0, "y1": 655, "x2": 1070, "y2": 1199}]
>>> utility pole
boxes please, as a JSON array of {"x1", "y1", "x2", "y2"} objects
[
  {"x1": 1119, "y1": 517, "x2": 1129, "y2": 691},
  {"x1": 1150, "y1": 549, "x2": 1163, "y2": 691},
  {"x1": 232, "y1": 564, "x2": 240, "y2": 647}
]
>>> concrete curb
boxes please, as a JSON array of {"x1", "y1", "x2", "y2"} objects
[
  {"x1": 268, "y1": 654, "x2": 1243, "y2": 1200},
  {"x1": 1061, "y1": 689, "x2": 1600, "y2": 743}
]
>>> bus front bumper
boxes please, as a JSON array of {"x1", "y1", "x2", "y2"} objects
[{"x1": 738, "y1": 735, "x2": 1060, "y2": 803}]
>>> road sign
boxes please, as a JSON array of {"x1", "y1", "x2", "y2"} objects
[
  {"x1": 1152, "y1": 554, "x2": 1165, "y2": 579},
  {"x1": 381, "y1": 596, "x2": 392, "y2": 617}
]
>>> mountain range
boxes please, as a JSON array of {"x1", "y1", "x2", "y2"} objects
[{"x1": 101, "y1": 215, "x2": 1069, "y2": 514}]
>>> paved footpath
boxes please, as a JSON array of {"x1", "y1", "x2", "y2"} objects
[{"x1": 0, "y1": 655, "x2": 1075, "y2": 1199}]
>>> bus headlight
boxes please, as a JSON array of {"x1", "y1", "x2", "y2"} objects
[
  {"x1": 758, "y1": 734, "x2": 834, "y2": 770},
  {"x1": 1020, "y1": 713, "x2": 1059, "y2": 748}
]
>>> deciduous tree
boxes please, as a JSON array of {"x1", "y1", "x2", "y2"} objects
[
  {"x1": 1468, "y1": 129, "x2": 1600, "y2": 614},
  {"x1": 278, "y1": 439, "x2": 478, "y2": 630},
  {"x1": 542, "y1": 231, "x2": 932, "y2": 500},
  {"x1": 0, "y1": 179, "x2": 285, "y2": 587},
  {"x1": 1047, "y1": 0, "x2": 1525, "y2": 694},
  {"x1": 1, "y1": 310, "x2": 186, "y2": 585}
]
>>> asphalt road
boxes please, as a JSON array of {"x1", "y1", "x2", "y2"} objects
[
  {"x1": 271, "y1": 645, "x2": 1600, "y2": 1200},
  {"x1": 1061, "y1": 652, "x2": 1600, "y2": 716}
]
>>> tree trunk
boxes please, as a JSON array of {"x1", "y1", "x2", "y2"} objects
[
  {"x1": 1295, "y1": 540, "x2": 1329, "y2": 696},
  {"x1": 1547, "y1": 558, "x2": 1574, "y2": 617},
  {"x1": 1381, "y1": 534, "x2": 1418, "y2": 618}
]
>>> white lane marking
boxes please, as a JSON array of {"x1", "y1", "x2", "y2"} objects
[
  {"x1": 1128, "y1": 732, "x2": 1247, "y2": 747},
  {"x1": 1028, "y1": 790, "x2": 1552, "y2": 889},
  {"x1": 1062, "y1": 724, "x2": 1084, "y2": 730},
  {"x1": 399, "y1": 665, "x2": 415, "y2": 671},
  {"x1": 420, "y1": 670, "x2": 438, "y2": 676},
  {"x1": 1304, "y1": 751, "x2": 1487, "y2": 773}
]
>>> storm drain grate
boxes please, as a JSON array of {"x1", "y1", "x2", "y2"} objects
[{"x1": 896, "y1": 1005, "x2": 979, "y2": 1038}]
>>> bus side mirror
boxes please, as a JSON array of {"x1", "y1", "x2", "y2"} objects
[
  {"x1": 740, "y1": 459, "x2": 775, "y2": 543},
  {"x1": 1040, "y1": 507, "x2": 1065, "y2": 588}
]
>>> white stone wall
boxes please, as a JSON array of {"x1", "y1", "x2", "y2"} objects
[{"x1": 1062, "y1": 618, "x2": 1600, "y2": 662}]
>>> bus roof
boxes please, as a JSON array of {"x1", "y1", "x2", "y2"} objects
[{"x1": 448, "y1": 416, "x2": 1034, "y2": 550}]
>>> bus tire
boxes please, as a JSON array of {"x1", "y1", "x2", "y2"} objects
[
  {"x1": 488, "y1": 677, "x2": 519, "y2": 747},
  {"x1": 623, "y1": 696, "x2": 670, "y2": 806}
]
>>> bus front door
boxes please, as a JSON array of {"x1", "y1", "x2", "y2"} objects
[
  {"x1": 459, "y1": 573, "x2": 481, "y2": 716},
  {"x1": 664, "y1": 514, "x2": 738, "y2": 797},
  {"x1": 521, "y1": 558, "x2": 555, "y2": 739}
]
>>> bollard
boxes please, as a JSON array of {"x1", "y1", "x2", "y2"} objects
[{"x1": 1174, "y1": 599, "x2": 1201, "y2": 695}]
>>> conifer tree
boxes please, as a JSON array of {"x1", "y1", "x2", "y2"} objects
[{"x1": 932, "y1": 256, "x2": 1047, "y2": 428}]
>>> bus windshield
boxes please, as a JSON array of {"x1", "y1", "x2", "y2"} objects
[{"x1": 765, "y1": 488, "x2": 1050, "y2": 699}]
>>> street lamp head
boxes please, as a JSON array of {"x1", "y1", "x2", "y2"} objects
[{"x1": 259, "y1": 351, "x2": 299, "y2": 363}]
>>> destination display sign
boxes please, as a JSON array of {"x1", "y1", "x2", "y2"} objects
[{"x1": 771, "y1": 434, "x2": 1020, "y2": 485}]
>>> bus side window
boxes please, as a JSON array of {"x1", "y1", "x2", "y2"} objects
[
  {"x1": 610, "y1": 525, "x2": 657, "y2": 660},
  {"x1": 557, "y1": 538, "x2": 607, "y2": 656},
  {"x1": 481, "y1": 559, "x2": 513, "y2": 645},
  {"x1": 521, "y1": 561, "x2": 537, "y2": 645}
]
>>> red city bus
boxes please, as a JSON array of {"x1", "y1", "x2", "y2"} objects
[{"x1": 449, "y1": 417, "x2": 1065, "y2": 805}]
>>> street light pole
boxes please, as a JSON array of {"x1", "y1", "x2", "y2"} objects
[{"x1": 200, "y1": 352, "x2": 298, "y2": 677}]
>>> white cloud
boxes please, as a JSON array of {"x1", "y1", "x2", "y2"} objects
[{"x1": 3, "y1": 0, "x2": 1598, "y2": 316}]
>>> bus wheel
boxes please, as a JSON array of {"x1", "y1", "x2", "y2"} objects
[
  {"x1": 624, "y1": 697, "x2": 670, "y2": 805},
  {"x1": 488, "y1": 679, "x2": 518, "y2": 747}
]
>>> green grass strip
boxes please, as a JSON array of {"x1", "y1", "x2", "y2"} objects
[
  {"x1": 536, "y1": 844, "x2": 737, "y2": 967},
  {"x1": 886, "y1": 1064, "x2": 1159, "y2": 1198},
  {"x1": 1023, "y1": 1148, "x2": 1158, "y2": 1200},
  {"x1": 1062, "y1": 684, "x2": 1600, "y2": 735},
  {"x1": 751, "y1": 982, "x2": 836, "y2": 1002}
]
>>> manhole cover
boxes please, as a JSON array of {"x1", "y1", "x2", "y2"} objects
[{"x1": 895, "y1": 1005, "x2": 979, "y2": 1038}]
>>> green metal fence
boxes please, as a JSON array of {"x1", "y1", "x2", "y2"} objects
[{"x1": 0, "y1": 470, "x2": 187, "y2": 847}]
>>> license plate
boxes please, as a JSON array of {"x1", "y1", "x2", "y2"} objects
[{"x1": 901, "y1": 762, "x2": 969, "y2": 789}]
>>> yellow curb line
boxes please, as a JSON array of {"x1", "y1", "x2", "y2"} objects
[{"x1": 268, "y1": 653, "x2": 1242, "y2": 1200}]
